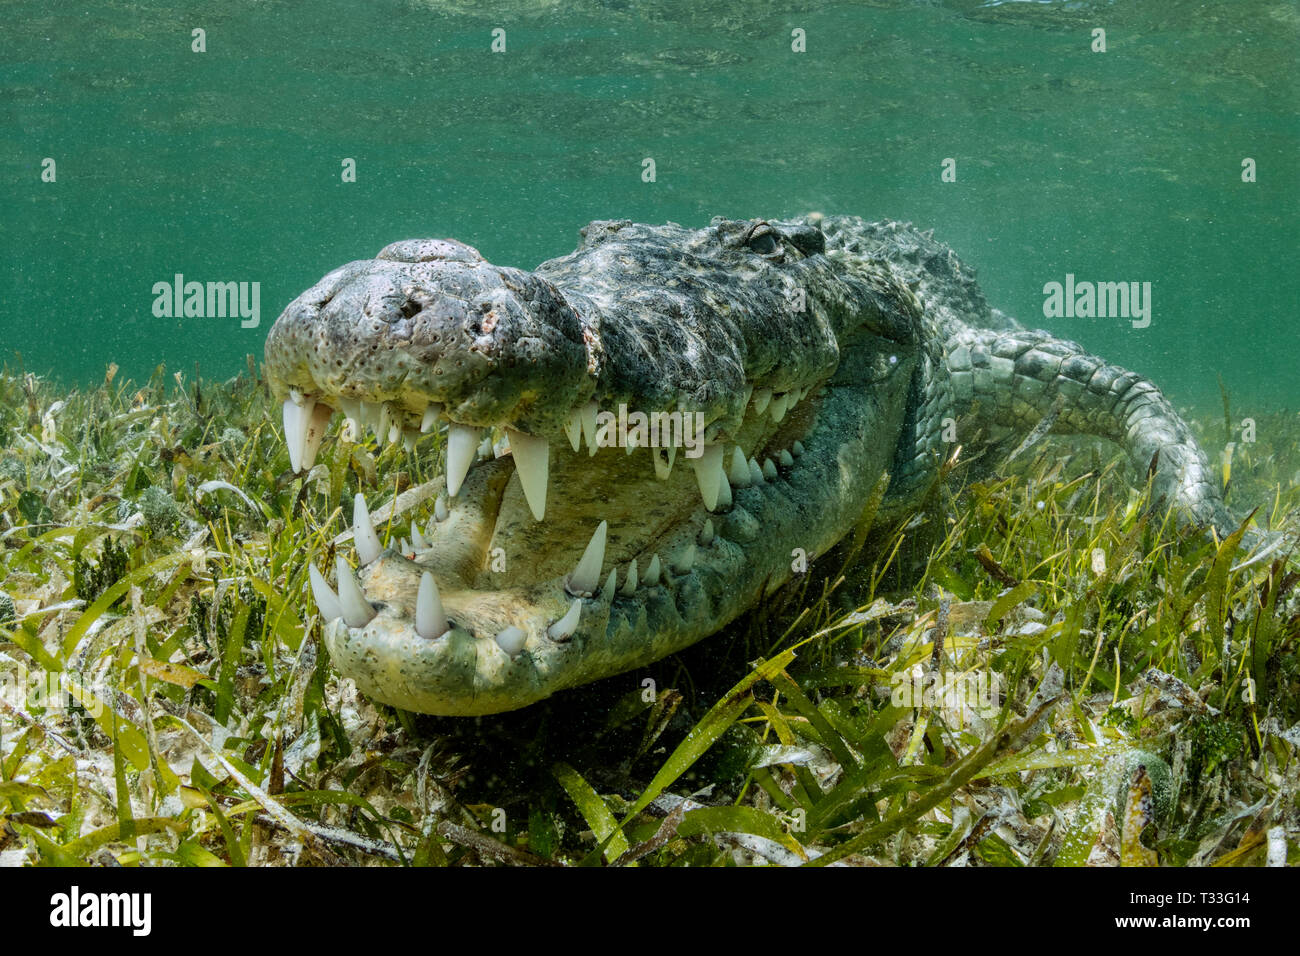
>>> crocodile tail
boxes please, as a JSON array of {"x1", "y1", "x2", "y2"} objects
[{"x1": 943, "y1": 326, "x2": 1236, "y2": 536}]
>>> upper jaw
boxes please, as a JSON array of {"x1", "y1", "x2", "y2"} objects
[{"x1": 263, "y1": 236, "x2": 596, "y2": 445}]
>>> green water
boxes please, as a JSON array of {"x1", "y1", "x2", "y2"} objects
[{"x1": 3, "y1": 0, "x2": 1297, "y2": 413}]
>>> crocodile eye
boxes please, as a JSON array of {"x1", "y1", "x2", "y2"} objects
[{"x1": 748, "y1": 232, "x2": 780, "y2": 256}]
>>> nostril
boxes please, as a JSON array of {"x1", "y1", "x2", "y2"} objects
[{"x1": 400, "y1": 300, "x2": 422, "y2": 319}]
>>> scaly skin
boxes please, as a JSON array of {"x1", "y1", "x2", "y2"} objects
[{"x1": 264, "y1": 215, "x2": 1231, "y2": 715}]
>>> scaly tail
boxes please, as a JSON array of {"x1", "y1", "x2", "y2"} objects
[{"x1": 943, "y1": 326, "x2": 1234, "y2": 535}]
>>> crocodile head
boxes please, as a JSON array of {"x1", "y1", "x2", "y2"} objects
[{"x1": 263, "y1": 217, "x2": 927, "y2": 715}]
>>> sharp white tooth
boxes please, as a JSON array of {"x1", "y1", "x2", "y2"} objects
[
  {"x1": 566, "y1": 520, "x2": 607, "y2": 596},
  {"x1": 339, "y1": 396, "x2": 361, "y2": 426},
  {"x1": 580, "y1": 400, "x2": 599, "y2": 455},
  {"x1": 300, "y1": 403, "x2": 333, "y2": 471},
  {"x1": 421, "y1": 404, "x2": 443, "y2": 433},
  {"x1": 282, "y1": 398, "x2": 308, "y2": 473},
  {"x1": 563, "y1": 410, "x2": 582, "y2": 452},
  {"x1": 399, "y1": 537, "x2": 411, "y2": 554},
  {"x1": 289, "y1": 388, "x2": 306, "y2": 406},
  {"x1": 620, "y1": 559, "x2": 638, "y2": 595},
  {"x1": 716, "y1": 474, "x2": 732, "y2": 509},
  {"x1": 506, "y1": 427, "x2": 549, "y2": 521},
  {"x1": 673, "y1": 543, "x2": 696, "y2": 575},
  {"x1": 335, "y1": 556, "x2": 376, "y2": 628},
  {"x1": 690, "y1": 443, "x2": 724, "y2": 511},
  {"x1": 308, "y1": 562, "x2": 342, "y2": 622},
  {"x1": 403, "y1": 429, "x2": 419, "y2": 453},
  {"x1": 548, "y1": 599, "x2": 582, "y2": 641},
  {"x1": 353, "y1": 493, "x2": 382, "y2": 565},
  {"x1": 770, "y1": 393, "x2": 789, "y2": 422},
  {"x1": 495, "y1": 626, "x2": 526, "y2": 657},
  {"x1": 653, "y1": 448, "x2": 671, "y2": 480},
  {"x1": 763, "y1": 458, "x2": 779, "y2": 481},
  {"x1": 411, "y1": 522, "x2": 427, "y2": 550},
  {"x1": 340, "y1": 418, "x2": 359, "y2": 443},
  {"x1": 434, "y1": 493, "x2": 449, "y2": 522},
  {"x1": 779, "y1": 449, "x2": 794, "y2": 467},
  {"x1": 415, "y1": 571, "x2": 449, "y2": 640},
  {"x1": 727, "y1": 447, "x2": 750, "y2": 488},
  {"x1": 361, "y1": 400, "x2": 384, "y2": 437},
  {"x1": 446, "y1": 424, "x2": 482, "y2": 497},
  {"x1": 645, "y1": 554, "x2": 662, "y2": 586},
  {"x1": 792, "y1": 440, "x2": 805, "y2": 457},
  {"x1": 603, "y1": 567, "x2": 618, "y2": 597},
  {"x1": 388, "y1": 422, "x2": 402, "y2": 446},
  {"x1": 749, "y1": 457, "x2": 765, "y2": 485},
  {"x1": 753, "y1": 388, "x2": 772, "y2": 415},
  {"x1": 699, "y1": 519, "x2": 714, "y2": 546},
  {"x1": 478, "y1": 435, "x2": 494, "y2": 459}
]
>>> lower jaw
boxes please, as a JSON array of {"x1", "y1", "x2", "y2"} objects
[{"x1": 323, "y1": 383, "x2": 910, "y2": 716}]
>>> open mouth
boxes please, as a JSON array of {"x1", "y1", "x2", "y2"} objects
[
  {"x1": 264, "y1": 221, "x2": 921, "y2": 714},
  {"x1": 278, "y1": 380, "x2": 830, "y2": 716}
]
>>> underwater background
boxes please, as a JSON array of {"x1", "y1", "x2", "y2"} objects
[{"x1": 2, "y1": 0, "x2": 1296, "y2": 414}]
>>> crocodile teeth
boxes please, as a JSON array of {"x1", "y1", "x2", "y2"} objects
[
  {"x1": 335, "y1": 556, "x2": 376, "y2": 628},
  {"x1": 752, "y1": 387, "x2": 772, "y2": 415},
  {"x1": 388, "y1": 421, "x2": 402, "y2": 445},
  {"x1": 410, "y1": 522, "x2": 427, "y2": 551},
  {"x1": 433, "y1": 493, "x2": 448, "y2": 522},
  {"x1": 749, "y1": 457, "x2": 765, "y2": 485},
  {"x1": 353, "y1": 493, "x2": 382, "y2": 565},
  {"x1": 308, "y1": 562, "x2": 342, "y2": 622},
  {"x1": 415, "y1": 571, "x2": 449, "y2": 640},
  {"x1": 792, "y1": 440, "x2": 805, "y2": 457},
  {"x1": 770, "y1": 393, "x2": 790, "y2": 422},
  {"x1": 645, "y1": 553, "x2": 662, "y2": 586},
  {"x1": 495, "y1": 626, "x2": 526, "y2": 657},
  {"x1": 620, "y1": 558, "x2": 638, "y2": 595},
  {"x1": 300, "y1": 402, "x2": 334, "y2": 471},
  {"x1": 603, "y1": 568, "x2": 618, "y2": 597},
  {"x1": 339, "y1": 396, "x2": 361, "y2": 430},
  {"x1": 548, "y1": 599, "x2": 582, "y2": 640},
  {"x1": 673, "y1": 543, "x2": 696, "y2": 574},
  {"x1": 566, "y1": 520, "x2": 607, "y2": 597},
  {"x1": 420, "y1": 404, "x2": 443, "y2": 433},
  {"x1": 446, "y1": 424, "x2": 482, "y2": 497},
  {"x1": 762, "y1": 458, "x2": 779, "y2": 481},
  {"x1": 580, "y1": 400, "x2": 599, "y2": 455},
  {"x1": 399, "y1": 537, "x2": 411, "y2": 555},
  {"x1": 563, "y1": 410, "x2": 582, "y2": 452},
  {"x1": 727, "y1": 447, "x2": 751, "y2": 488},
  {"x1": 716, "y1": 474, "x2": 732, "y2": 509},
  {"x1": 506, "y1": 427, "x2": 549, "y2": 521},
  {"x1": 653, "y1": 445, "x2": 676, "y2": 480},
  {"x1": 691, "y1": 443, "x2": 725, "y2": 511},
  {"x1": 360, "y1": 400, "x2": 383, "y2": 437},
  {"x1": 779, "y1": 449, "x2": 795, "y2": 467},
  {"x1": 282, "y1": 396, "x2": 313, "y2": 473},
  {"x1": 699, "y1": 519, "x2": 714, "y2": 546}
]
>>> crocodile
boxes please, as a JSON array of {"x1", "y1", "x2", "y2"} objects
[{"x1": 263, "y1": 215, "x2": 1233, "y2": 716}]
